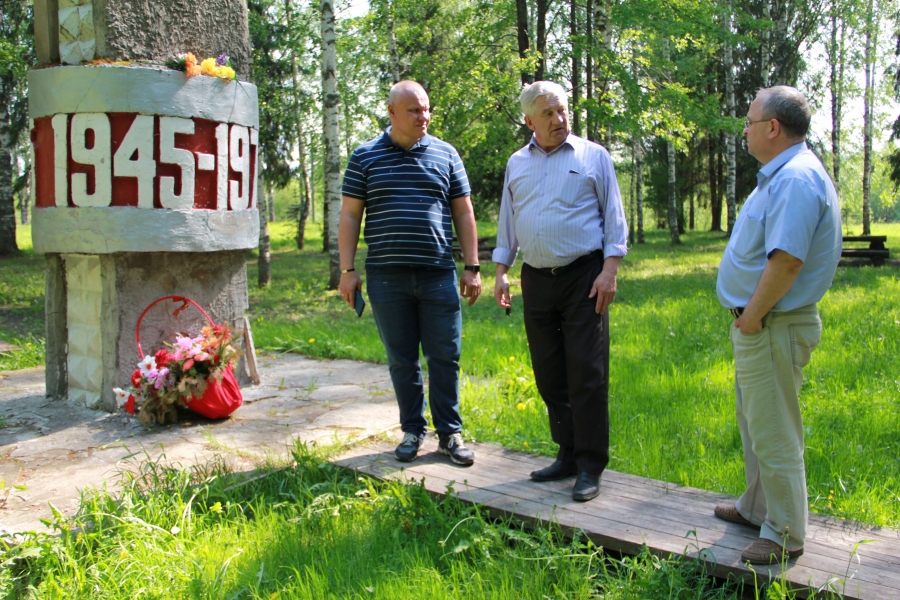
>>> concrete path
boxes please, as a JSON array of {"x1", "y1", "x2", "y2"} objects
[{"x1": 0, "y1": 353, "x2": 399, "y2": 536}]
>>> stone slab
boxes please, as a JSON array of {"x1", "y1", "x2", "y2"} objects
[{"x1": 0, "y1": 353, "x2": 399, "y2": 535}]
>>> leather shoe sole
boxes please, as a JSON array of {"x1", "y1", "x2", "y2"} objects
[
  {"x1": 741, "y1": 538, "x2": 803, "y2": 564},
  {"x1": 714, "y1": 503, "x2": 758, "y2": 528},
  {"x1": 572, "y1": 472, "x2": 601, "y2": 502},
  {"x1": 530, "y1": 460, "x2": 577, "y2": 482}
]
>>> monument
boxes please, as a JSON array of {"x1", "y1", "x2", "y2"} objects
[{"x1": 28, "y1": 0, "x2": 260, "y2": 410}]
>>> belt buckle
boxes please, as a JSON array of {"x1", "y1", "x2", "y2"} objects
[
  {"x1": 731, "y1": 307, "x2": 744, "y2": 319},
  {"x1": 550, "y1": 265, "x2": 560, "y2": 275}
]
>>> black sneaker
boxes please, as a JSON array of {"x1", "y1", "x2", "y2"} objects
[
  {"x1": 395, "y1": 432, "x2": 424, "y2": 462},
  {"x1": 438, "y1": 432, "x2": 475, "y2": 466}
]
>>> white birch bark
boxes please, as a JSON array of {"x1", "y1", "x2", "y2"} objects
[
  {"x1": 321, "y1": 0, "x2": 342, "y2": 288},
  {"x1": 861, "y1": 0, "x2": 876, "y2": 234},
  {"x1": 724, "y1": 0, "x2": 737, "y2": 235}
]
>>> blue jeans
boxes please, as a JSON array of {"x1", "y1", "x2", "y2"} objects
[{"x1": 366, "y1": 267, "x2": 463, "y2": 436}]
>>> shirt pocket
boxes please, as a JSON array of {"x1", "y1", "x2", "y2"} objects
[
  {"x1": 560, "y1": 172, "x2": 593, "y2": 206},
  {"x1": 731, "y1": 214, "x2": 765, "y2": 260}
]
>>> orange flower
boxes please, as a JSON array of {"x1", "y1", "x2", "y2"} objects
[{"x1": 185, "y1": 52, "x2": 201, "y2": 77}]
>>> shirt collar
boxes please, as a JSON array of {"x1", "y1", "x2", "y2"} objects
[
  {"x1": 528, "y1": 133, "x2": 577, "y2": 155},
  {"x1": 382, "y1": 127, "x2": 432, "y2": 150},
  {"x1": 757, "y1": 141, "x2": 807, "y2": 186}
]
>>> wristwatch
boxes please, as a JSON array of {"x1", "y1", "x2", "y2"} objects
[{"x1": 463, "y1": 265, "x2": 480, "y2": 273}]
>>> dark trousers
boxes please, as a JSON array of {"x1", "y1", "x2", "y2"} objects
[{"x1": 521, "y1": 252, "x2": 610, "y2": 476}]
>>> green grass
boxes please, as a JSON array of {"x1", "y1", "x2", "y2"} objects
[
  {"x1": 0, "y1": 443, "x2": 747, "y2": 599},
  {"x1": 247, "y1": 221, "x2": 900, "y2": 530},
  {"x1": 0, "y1": 223, "x2": 45, "y2": 372}
]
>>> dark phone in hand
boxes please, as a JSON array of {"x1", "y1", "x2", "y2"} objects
[{"x1": 354, "y1": 289, "x2": 366, "y2": 317}]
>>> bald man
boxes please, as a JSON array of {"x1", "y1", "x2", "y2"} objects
[{"x1": 338, "y1": 81, "x2": 482, "y2": 466}]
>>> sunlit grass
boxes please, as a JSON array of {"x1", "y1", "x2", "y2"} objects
[{"x1": 0, "y1": 443, "x2": 746, "y2": 599}]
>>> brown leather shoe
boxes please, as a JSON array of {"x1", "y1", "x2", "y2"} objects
[
  {"x1": 740, "y1": 538, "x2": 803, "y2": 564},
  {"x1": 714, "y1": 503, "x2": 758, "y2": 528}
]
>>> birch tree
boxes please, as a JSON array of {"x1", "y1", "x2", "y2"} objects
[
  {"x1": 861, "y1": 0, "x2": 876, "y2": 234},
  {"x1": 723, "y1": 0, "x2": 737, "y2": 234},
  {"x1": 321, "y1": 0, "x2": 342, "y2": 289}
]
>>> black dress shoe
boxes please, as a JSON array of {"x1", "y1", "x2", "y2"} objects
[
  {"x1": 530, "y1": 459, "x2": 578, "y2": 482},
  {"x1": 572, "y1": 472, "x2": 601, "y2": 501}
]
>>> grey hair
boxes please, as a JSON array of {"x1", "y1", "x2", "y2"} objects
[
  {"x1": 757, "y1": 85, "x2": 811, "y2": 139},
  {"x1": 519, "y1": 81, "x2": 568, "y2": 117}
]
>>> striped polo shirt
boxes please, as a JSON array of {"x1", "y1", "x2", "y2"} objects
[{"x1": 342, "y1": 130, "x2": 471, "y2": 270}]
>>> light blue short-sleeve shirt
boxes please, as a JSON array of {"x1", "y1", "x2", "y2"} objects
[{"x1": 717, "y1": 142, "x2": 842, "y2": 311}]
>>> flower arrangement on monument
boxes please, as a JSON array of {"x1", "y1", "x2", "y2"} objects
[
  {"x1": 166, "y1": 52, "x2": 236, "y2": 81},
  {"x1": 114, "y1": 322, "x2": 241, "y2": 426}
]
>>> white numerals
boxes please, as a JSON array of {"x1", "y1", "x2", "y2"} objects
[
  {"x1": 70, "y1": 113, "x2": 112, "y2": 207},
  {"x1": 51, "y1": 114, "x2": 69, "y2": 207},
  {"x1": 229, "y1": 125, "x2": 250, "y2": 210},
  {"x1": 113, "y1": 115, "x2": 156, "y2": 208},
  {"x1": 215, "y1": 123, "x2": 229, "y2": 210},
  {"x1": 159, "y1": 117, "x2": 196, "y2": 210}
]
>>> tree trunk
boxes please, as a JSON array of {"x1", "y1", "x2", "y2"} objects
[
  {"x1": 709, "y1": 133, "x2": 722, "y2": 231},
  {"x1": 724, "y1": 0, "x2": 737, "y2": 235},
  {"x1": 828, "y1": 0, "x2": 846, "y2": 189},
  {"x1": 666, "y1": 138, "x2": 680, "y2": 244},
  {"x1": 535, "y1": 0, "x2": 549, "y2": 81},
  {"x1": 0, "y1": 112, "x2": 18, "y2": 255},
  {"x1": 861, "y1": 0, "x2": 875, "y2": 235},
  {"x1": 286, "y1": 0, "x2": 313, "y2": 250},
  {"x1": 635, "y1": 136, "x2": 644, "y2": 243},
  {"x1": 387, "y1": 0, "x2": 400, "y2": 83},
  {"x1": 760, "y1": 0, "x2": 772, "y2": 87},
  {"x1": 586, "y1": 0, "x2": 594, "y2": 141},
  {"x1": 321, "y1": 0, "x2": 342, "y2": 288},
  {"x1": 516, "y1": 0, "x2": 532, "y2": 86},
  {"x1": 629, "y1": 146, "x2": 635, "y2": 242},
  {"x1": 257, "y1": 173, "x2": 271, "y2": 288},
  {"x1": 571, "y1": 0, "x2": 581, "y2": 135}
]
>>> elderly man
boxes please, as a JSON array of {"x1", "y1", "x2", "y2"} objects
[
  {"x1": 338, "y1": 80, "x2": 482, "y2": 466},
  {"x1": 715, "y1": 86, "x2": 841, "y2": 564},
  {"x1": 493, "y1": 81, "x2": 628, "y2": 502}
]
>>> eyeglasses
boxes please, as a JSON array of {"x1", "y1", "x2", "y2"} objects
[{"x1": 745, "y1": 118, "x2": 772, "y2": 129}]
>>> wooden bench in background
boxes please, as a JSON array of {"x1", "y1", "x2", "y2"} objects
[{"x1": 841, "y1": 235, "x2": 889, "y2": 266}]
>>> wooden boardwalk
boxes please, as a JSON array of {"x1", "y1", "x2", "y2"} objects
[{"x1": 336, "y1": 438, "x2": 900, "y2": 599}]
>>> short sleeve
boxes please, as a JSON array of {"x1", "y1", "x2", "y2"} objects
[
  {"x1": 447, "y1": 147, "x2": 471, "y2": 199},
  {"x1": 342, "y1": 148, "x2": 367, "y2": 200},
  {"x1": 764, "y1": 177, "x2": 821, "y2": 261}
]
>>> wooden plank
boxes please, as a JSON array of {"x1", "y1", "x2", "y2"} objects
[
  {"x1": 842, "y1": 235, "x2": 888, "y2": 243},
  {"x1": 334, "y1": 440, "x2": 900, "y2": 600}
]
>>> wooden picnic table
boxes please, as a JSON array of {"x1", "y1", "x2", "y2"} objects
[{"x1": 841, "y1": 235, "x2": 889, "y2": 266}]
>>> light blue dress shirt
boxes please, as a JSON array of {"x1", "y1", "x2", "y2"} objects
[
  {"x1": 492, "y1": 134, "x2": 628, "y2": 269},
  {"x1": 717, "y1": 142, "x2": 842, "y2": 311}
]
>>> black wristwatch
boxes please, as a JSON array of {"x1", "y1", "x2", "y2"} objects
[{"x1": 463, "y1": 264, "x2": 481, "y2": 273}]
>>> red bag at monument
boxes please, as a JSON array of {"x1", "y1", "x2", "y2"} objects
[
  {"x1": 136, "y1": 295, "x2": 243, "y2": 420},
  {"x1": 184, "y1": 363, "x2": 242, "y2": 419}
]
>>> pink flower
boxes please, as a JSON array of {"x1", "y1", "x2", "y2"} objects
[{"x1": 183, "y1": 359, "x2": 195, "y2": 371}]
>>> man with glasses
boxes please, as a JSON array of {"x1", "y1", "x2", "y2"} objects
[{"x1": 715, "y1": 86, "x2": 841, "y2": 564}]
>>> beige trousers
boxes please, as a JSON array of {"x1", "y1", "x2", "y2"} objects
[{"x1": 730, "y1": 304, "x2": 822, "y2": 551}]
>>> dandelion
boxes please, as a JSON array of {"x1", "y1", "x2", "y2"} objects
[
  {"x1": 509, "y1": 356, "x2": 516, "y2": 362},
  {"x1": 516, "y1": 403, "x2": 526, "y2": 411},
  {"x1": 523, "y1": 441, "x2": 529, "y2": 447},
  {"x1": 309, "y1": 338, "x2": 316, "y2": 343}
]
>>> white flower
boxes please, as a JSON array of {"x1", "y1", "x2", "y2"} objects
[
  {"x1": 138, "y1": 355, "x2": 157, "y2": 378},
  {"x1": 113, "y1": 387, "x2": 129, "y2": 407}
]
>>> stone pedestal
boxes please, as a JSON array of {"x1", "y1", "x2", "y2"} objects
[{"x1": 29, "y1": 63, "x2": 259, "y2": 410}]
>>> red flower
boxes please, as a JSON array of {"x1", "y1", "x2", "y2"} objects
[
  {"x1": 125, "y1": 394, "x2": 136, "y2": 415},
  {"x1": 214, "y1": 355, "x2": 221, "y2": 364},
  {"x1": 131, "y1": 369, "x2": 142, "y2": 387},
  {"x1": 154, "y1": 349, "x2": 172, "y2": 367}
]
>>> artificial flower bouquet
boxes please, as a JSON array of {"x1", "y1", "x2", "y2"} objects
[
  {"x1": 166, "y1": 52, "x2": 236, "y2": 81},
  {"x1": 115, "y1": 322, "x2": 242, "y2": 426}
]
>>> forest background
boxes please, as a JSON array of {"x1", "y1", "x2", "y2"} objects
[{"x1": 2, "y1": 0, "x2": 900, "y2": 266}]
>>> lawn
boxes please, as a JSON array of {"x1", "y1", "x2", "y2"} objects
[{"x1": 1, "y1": 218, "x2": 898, "y2": 598}]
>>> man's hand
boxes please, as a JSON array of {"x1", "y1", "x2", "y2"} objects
[
  {"x1": 494, "y1": 265, "x2": 511, "y2": 309},
  {"x1": 734, "y1": 314, "x2": 764, "y2": 335},
  {"x1": 339, "y1": 271, "x2": 362, "y2": 308},
  {"x1": 588, "y1": 256, "x2": 621, "y2": 314},
  {"x1": 459, "y1": 270, "x2": 482, "y2": 306}
]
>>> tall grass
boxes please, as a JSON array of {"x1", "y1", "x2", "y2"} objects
[{"x1": 0, "y1": 443, "x2": 746, "y2": 599}]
